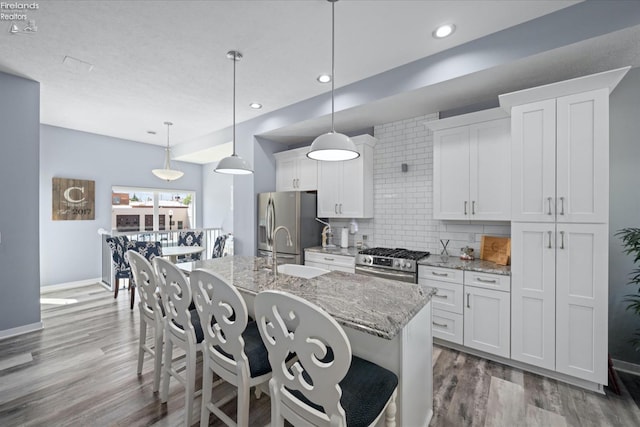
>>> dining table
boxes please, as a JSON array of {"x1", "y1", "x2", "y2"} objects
[{"x1": 162, "y1": 245, "x2": 205, "y2": 263}]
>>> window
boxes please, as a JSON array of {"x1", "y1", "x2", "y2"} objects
[{"x1": 111, "y1": 186, "x2": 196, "y2": 232}]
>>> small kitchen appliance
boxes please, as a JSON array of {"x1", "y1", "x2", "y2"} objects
[{"x1": 355, "y1": 247, "x2": 430, "y2": 283}]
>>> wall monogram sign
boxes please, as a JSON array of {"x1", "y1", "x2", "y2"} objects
[{"x1": 52, "y1": 178, "x2": 95, "y2": 220}]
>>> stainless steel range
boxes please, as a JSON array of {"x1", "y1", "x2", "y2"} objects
[{"x1": 355, "y1": 247, "x2": 430, "y2": 283}]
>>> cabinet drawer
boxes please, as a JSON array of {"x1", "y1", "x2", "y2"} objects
[
  {"x1": 432, "y1": 309, "x2": 463, "y2": 345},
  {"x1": 429, "y1": 281, "x2": 464, "y2": 314},
  {"x1": 464, "y1": 271, "x2": 510, "y2": 292},
  {"x1": 418, "y1": 266, "x2": 463, "y2": 284},
  {"x1": 305, "y1": 252, "x2": 355, "y2": 269}
]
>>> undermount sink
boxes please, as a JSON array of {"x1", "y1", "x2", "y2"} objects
[{"x1": 277, "y1": 264, "x2": 330, "y2": 279}]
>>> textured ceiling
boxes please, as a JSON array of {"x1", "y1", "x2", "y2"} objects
[{"x1": 0, "y1": 0, "x2": 579, "y2": 149}]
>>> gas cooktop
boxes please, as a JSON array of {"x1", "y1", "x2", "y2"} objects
[
  {"x1": 358, "y1": 247, "x2": 430, "y2": 261},
  {"x1": 356, "y1": 247, "x2": 430, "y2": 273}
]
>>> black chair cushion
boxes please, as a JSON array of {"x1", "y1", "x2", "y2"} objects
[
  {"x1": 189, "y1": 308, "x2": 205, "y2": 343},
  {"x1": 289, "y1": 356, "x2": 398, "y2": 427},
  {"x1": 173, "y1": 308, "x2": 204, "y2": 344},
  {"x1": 214, "y1": 321, "x2": 271, "y2": 378}
]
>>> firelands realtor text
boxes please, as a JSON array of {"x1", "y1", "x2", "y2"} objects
[{"x1": 0, "y1": 2, "x2": 38, "y2": 20}]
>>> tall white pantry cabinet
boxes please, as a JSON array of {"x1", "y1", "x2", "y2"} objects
[{"x1": 500, "y1": 67, "x2": 630, "y2": 390}]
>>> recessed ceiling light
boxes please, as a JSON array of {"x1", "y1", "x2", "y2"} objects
[
  {"x1": 433, "y1": 24, "x2": 455, "y2": 39},
  {"x1": 317, "y1": 74, "x2": 331, "y2": 83},
  {"x1": 249, "y1": 102, "x2": 262, "y2": 109}
]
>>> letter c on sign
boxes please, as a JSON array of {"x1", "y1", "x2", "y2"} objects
[{"x1": 63, "y1": 186, "x2": 85, "y2": 204}]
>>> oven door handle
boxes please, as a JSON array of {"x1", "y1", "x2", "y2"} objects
[{"x1": 355, "y1": 265, "x2": 416, "y2": 283}]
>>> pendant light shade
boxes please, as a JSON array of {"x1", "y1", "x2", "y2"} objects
[
  {"x1": 215, "y1": 50, "x2": 254, "y2": 175},
  {"x1": 152, "y1": 121, "x2": 184, "y2": 181},
  {"x1": 307, "y1": 0, "x2": 359, "y2": 162},
  {"x1": 307, "y1": 131, "x2": 359, "y2": 161}
]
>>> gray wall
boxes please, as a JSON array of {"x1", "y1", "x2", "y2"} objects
[
  {"x1": 39, "y1": 125, "x2": 203, "y2": 286},
  {"x1": 202, "y1": 162, "x2": 233, "y2": 232},
  {"x1": 609, "y1": 67, "x2": 640, "y2": 364},
  {"x1": 0, "y1": 72, "x2": 41, "y2": 333}
]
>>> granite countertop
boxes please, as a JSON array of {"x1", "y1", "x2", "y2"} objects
[
  {"x1": 418, "y1": 254, "x2": 511, "y2": 276},
  {"x1": 305, "y1": 246, "x2": 359, "y2": 257},
  {"x1": 184, "y1": 256, "x2": 436, "y2": 340}
]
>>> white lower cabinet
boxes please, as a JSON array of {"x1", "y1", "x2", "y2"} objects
[
  {"x1": 304, "y1": 251, "x2": 355, "y2": 274},
  {"x1": 511, "y1": 222, "x2": 608, "y2": 384},
  {"x1": 432, "y1": 310, "x2": 463, "y2": 345},
  {"x1": 463, "y1": 285, "x2": 510, "y2": 358},
  {"x1": 419, "y1": 266, "x2": 465, "y2": 345},
  {"x1": 419, "y1": 266, "x2": 509, "y2": 356}
]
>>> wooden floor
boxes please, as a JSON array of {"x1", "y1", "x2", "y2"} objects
[{"x1": 1, "y1": 283, "x2": 640, "y2": 426}]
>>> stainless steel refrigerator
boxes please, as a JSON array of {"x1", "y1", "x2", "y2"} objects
[{"x1": 257, "y1": 191, "x2": 322, "y2": 265}]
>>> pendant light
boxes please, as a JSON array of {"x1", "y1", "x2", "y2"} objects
[
  {"x1": 307, "y1": 0, "x2": 359, "y2": 162},
  {"x1": 215, "y1": 50, "x2": 254, "y2": 175},
  {"x1": 152, "y1": 121, "x2": 184, "y2": 181}
]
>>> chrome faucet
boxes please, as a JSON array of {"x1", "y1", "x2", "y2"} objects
[{"x1": 272, "y1": 226, "x2": 293, "y2": 277}]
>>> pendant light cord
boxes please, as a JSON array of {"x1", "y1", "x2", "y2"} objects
[
  {"x1": 165, "y1": 122, "x2": 171, "y2": 169},
  {"x1": 232, "y1": 51, "x2": 237, "y2": 156},
  {"x1": 331, "y1": 0, "x2": 336, "y2": 133}
]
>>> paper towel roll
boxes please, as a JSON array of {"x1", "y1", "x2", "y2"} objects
[{"x1": 341, "y1": 227, "x2": 349, "y2": 248}]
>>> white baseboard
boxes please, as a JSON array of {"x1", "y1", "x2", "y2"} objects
[
  {"x1": 40, "y1": 278, "x2": 102, "y2": 294},
  {"x1": 613, "y1": 358, "x2": 640, "y2": 376},
  {"x1": 0, "y1": 321, "x2": 43, "y2": 341}
]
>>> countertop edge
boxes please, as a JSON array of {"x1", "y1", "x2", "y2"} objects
[{"x1": 418, "y1": 256, "x2": 511, "y2": 276}]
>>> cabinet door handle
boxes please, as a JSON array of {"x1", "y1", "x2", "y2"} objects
[
  {"x1": 339, "y1": 204, "x2": 343, "y2": 214},
  {"x1": 324, "y1": 257, "x2": 334, "y2": 261},
  {"x1": 466, "y1": 293, "x2": 471, "y2": 308},
  {"x1": 559, "y1": 231, "x2": 565, "y2": 249},
  {"x1": 464, "y1": 201, "x2": 468, "y2": 215},
  {"x1": 559, "y1": 197, "x2": 565, "y2": 216},
  {"x1": 547, "y1": 197, "x2": 553, "y2": 215},
  {"x1": 433, "y1": 294, "x2": 448, "y2": 299},
  {"x1": 297, "y1": 178, "x2": 300, "y2": 188},
  {"x1": 476, "y1": 277, "x2": 497, "y2": 284},
  {"x1": 433, "y1": 321, "x2": 448, "y2": 328},
  {"x1": 293, "y1": 178, "x2": 296, "y2": 188},
  {"x1": 472, "y1": 201, "x2": 476, "y2": 215},
  {"x1": 547, "y1": 231, "x2": 553, "y2": 249},
  {"x1": 335, "y1": 204, "x2": 338, "y2": 214},
  {"x1": 431, "y1": 271, "x2": 449, "y2": 277}
]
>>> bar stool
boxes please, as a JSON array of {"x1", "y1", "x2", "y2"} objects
[
  {"x1": 191, "y1": 269, "x2": 271, "y2": 426},
  {"x1": 153, "y1": 257, "x2": 203, "y2": 427},
  {"x1": 254, "y1": 290, "x2": 399, "y2": 427},
  {"x1": 127, "y1": 250, "x2": 164, "y2": 393}
]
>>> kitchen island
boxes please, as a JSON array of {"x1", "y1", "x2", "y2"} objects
[{"x1": 180, "y1": 255, "x2": 436, "y2": 427}]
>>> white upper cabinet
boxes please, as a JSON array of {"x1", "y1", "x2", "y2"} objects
[
  {"x1": 510, "y1": 90, "x2": 609, "y2": 223},
  {"x1": 317, "y1": 135, "x2": 376, "y2": 218},
  {"x1": 502, "y1": 67, "x2": 630, "y2": 224},
  {"x1": 510, "y1": 99, "x2": 557, "y2": 222},
  {"x1": 556, "y1": 90, "x2": 609, "y2": 223},
  {"x1": 429, "y1": 108, "x2": 511, "y2": 221},
  {"x1": 274, "y1": 146, "x2": 318, "y2": 192}
]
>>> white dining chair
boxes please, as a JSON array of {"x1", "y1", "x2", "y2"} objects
[
  {"x1": 127, "y1": 250, "x2": 164, "y2": 393},
  {"x1": 153, "y1": 257, "x2": 203, "y2": 427},
  {"x1": 254, "y1": 290, "x2": 399, "y2": 427},
  {"x1": 191, "y1": 269, "x2": 271, "y2": 427}
]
